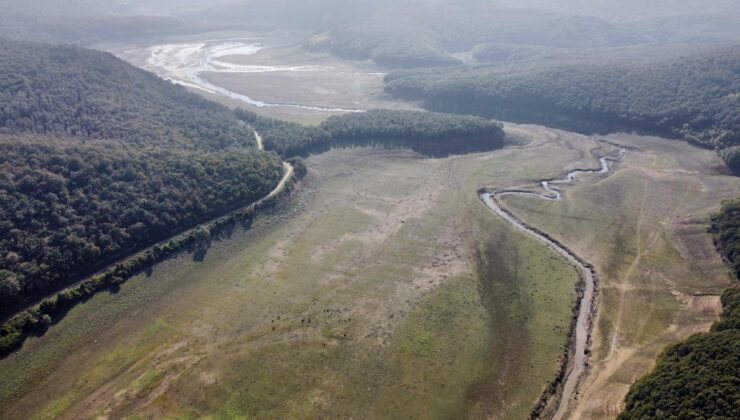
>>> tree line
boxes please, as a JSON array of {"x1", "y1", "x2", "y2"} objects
[
  {"x1": 385, "y1": 45, "x2": 740, "y2": 172},
  {"x1": 0, "y1": 38, "x2": 257, "y2": 149},
  {"x1": 0, "y1": 36, "x2": 503, "y2": 358},
  {"x1": 0, "y1": 37, "x2": 290, "y2": 324},
  {"x1": 619, "y1": 199, "x2": 740, "y2": 418},
  {"x1": 305, "y1": 26, "x2": 461, "y2": 69},
  {"x1": 236, "y1": 108, "x2": 505, "y2": 158},
  {"x1": 0, "y1": 156, "x2": 302, "y2": 358},
  {"x1": 0, "y1": 136, "x2": 283, "y2": 320}
]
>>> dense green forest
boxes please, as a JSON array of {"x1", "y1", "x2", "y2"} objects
[
  {"x1": 0, "y1": 38, "x2": 290, "y2": 321},
  {"x1": 235, "y1": 110, "x2": 331, "y2": 158},
  {"x1": 385, "y1": 46, "x2": 740, "y2": 171},
  {"x1": 236, "y1": 109, "x2": 505, "y2": 158},
  {"x1": 713, "y1": 198, "x2": 740, "y2": 279},
  {"x1": 0, "y1": 136, "x2": 282, "y2": 320},
  {"x1": 0, "y1": 36, "x2": 507, "y2": 354},
  {"x1": 0, "y1": 38, "x2": 256, "y2": 149},
  {"x1": 619, "y1": 200, "x2": 740, "y2": 418},
  {"x1": 320, "y1": 109, "x2": 504, "y2": 157}
]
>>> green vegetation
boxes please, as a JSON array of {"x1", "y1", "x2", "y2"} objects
[
  {"x1": 619, "y1": 199, "x2": 740, "y2": 419},
  {"x1": 306, "y1": 25, "x2": 461, "y2": 69},
  {"x1": 202, "y1": 1, "x2": 680, "y2": 69},
  {"x1": 236, "y1": 109, "x2": 505, "y2": 158},
  {"x1": 0, "y1": 38, "x2": 256, "y2": 149},
  {"x1": 0, "y1": 37, "x2": 504, "y2": 360},
  {"x1": 302, "y1": 5, "x2": 644, "y2": 69},
  {"x1": 0, "y1": 144, "x2": 299, "y2": 358},
  {"x1": 235, "y1": 109, "x2": 331, "y2": 157},
  {"x1": 385, "y1": 46, "x2": 740, "y2": 170},
  {"x1": 619, "y1": 288, "x2": 740, "y2": 419},
  {"x1": 0, "y1": 37, "x2": 295, "y2": 355},
  {"x1": 0, "y1": 137, "x2": 583, "y2": 418},
  {"x1": 0, "y1": 137, "x2": 282, "y2": 319},
  {"x1": 712, "y1": 198, "x2": 740, "y2": 278}
]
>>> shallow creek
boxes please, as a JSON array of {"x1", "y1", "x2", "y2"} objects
[{"x1": 480, "y1": 144, "x2": 625, "y2": 419}]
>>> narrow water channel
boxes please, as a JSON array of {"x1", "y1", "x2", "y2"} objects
[{"x1": 480, "y1": 144, "x2": 625, "y2": 419}]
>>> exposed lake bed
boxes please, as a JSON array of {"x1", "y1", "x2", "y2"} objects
[{"x1": 111, "y1": 32, "x2": 414, "y2": 123}]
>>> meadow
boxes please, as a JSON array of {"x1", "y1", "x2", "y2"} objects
[
  {"x1": 0, "y1": 125, "x2": 735, "y2": 419},
  {"x1": 500, "y1": 132, "x2": 738, "y2": 418}
]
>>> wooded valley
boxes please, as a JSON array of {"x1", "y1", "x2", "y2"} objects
[
  {"x1": 0, "y1": 1, "x2": 738, "y2": 418},
  {"x1": 236, "y1": 109, "x2": 505, "y2": 158},
  {"x1": 385, "y1": 45, "x2": 740, "y2": 171},
  {"x1": 0, "y1": 38, "x2": 293, "y2": 323}
]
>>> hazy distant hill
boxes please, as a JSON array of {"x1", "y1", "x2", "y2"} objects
[
  {"x1": 184, "y1": 0, "x2": 739, "y2": 69},
  {"x1": 386, "y1": 45, "x2": 740, "y2": 170},
  {"x1": 499, "y1": 0, "x2": 740, "y2": 21},
  {"x1": 0, "y1": 38, "x2": 256, "y2": 149},
  {"x1": 0, "y1": 0, "x2": 224, "y2": 18},
  {"x1": 303, "y1": 2, "x2": 646, "y2": 68},
  {"x1": 628, "y1": 14, "x2": 740, "y2": 43},
  {"x1": 2, "y1": 0, "x2": 736, "y2": 63},
  {"x1": 0, "y1": 0, "x2": 205, "y2": 44}
]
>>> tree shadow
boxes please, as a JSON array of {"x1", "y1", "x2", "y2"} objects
[{"x1": 192, "y1": 237, "x2": 212, "y2": 262}]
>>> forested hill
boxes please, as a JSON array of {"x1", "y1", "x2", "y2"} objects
[
  {"x1": 712, "y1": 199, "x2": 740, "y2": 281},
  {"x1": 0, "y1": 0, "x2": 201, "y2": 45},
  {"x1": 620, "y1": 200, "x2": 740, "y2": 418},
  {"x1": 0, "y1": 38, "x2": 256, "y2": 149},
  {"x1": 0, "y1": 137, "x2": 283, "y2": 315},
  {"x1": 0, "y1": 38, "x2": 287, "y2": 325},
  {"x1": 385, "y1": 46, "x2": 740, "y2": 171},
  {"x1": 236, "y1": 109, "x2": 505, "y2": 158}
]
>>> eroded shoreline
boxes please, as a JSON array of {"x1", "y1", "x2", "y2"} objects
[{"x1": 143, "y1": 39, "x2": 365, "y2": 113}]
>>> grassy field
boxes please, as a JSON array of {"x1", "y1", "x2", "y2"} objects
[
  {"x1": 499, "y1": 132, "x2": 739, "y2": 418},
  {"x1": 0, "y1": 126, "x2": 582, "y2": 419},
  {"x1": 0, "y1": 125, "x2": 735, "y2": 419}
]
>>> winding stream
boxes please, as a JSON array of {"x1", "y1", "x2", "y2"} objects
[
  {"x1": 480, "y1": 144, "x2": 625, "y2": 419},
  {"x1": 134, "y1": 38, "x2": 627, "y2": 416},
  {"x1": 143, "y1": 39, "x2": 364, "y2": 113}
]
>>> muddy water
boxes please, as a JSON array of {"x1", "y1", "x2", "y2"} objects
[{"x1": 480, "y1": 145, "x2": 625, "y2": 419}]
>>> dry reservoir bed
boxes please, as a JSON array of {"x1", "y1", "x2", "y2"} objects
[{"x1": 0, "y1": 125, "x2": 737, "y2": 419}]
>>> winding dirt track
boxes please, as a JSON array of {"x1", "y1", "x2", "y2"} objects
[
  {"x1": 143, "y1": 40, "x2": 365, "y2": 113},
  {"x1": 253, "y1": 131, "x2": 294, "y2": 205},
  {"x1": 480, "y1": 142, "x2": 625, "y2": 419}
]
